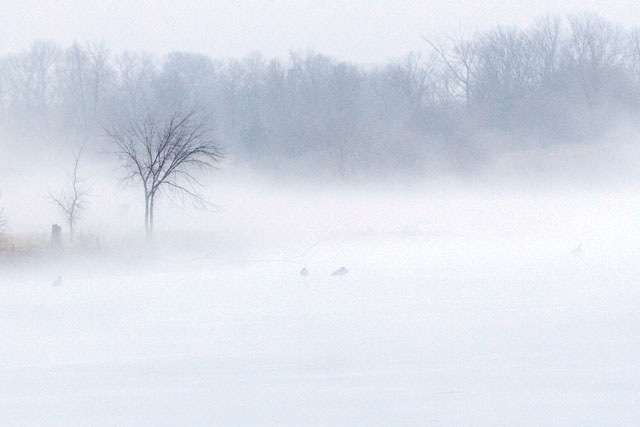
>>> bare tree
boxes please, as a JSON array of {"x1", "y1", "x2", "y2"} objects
[
  {"x1": 565, "y1": 13, "x2": 626, "y2": 104},
  {"x1": 0, "y1": 41, "x2": 61, "y2": 116},
  {"x1": 472, "y1": 25, "x2": 538, "y2": 115},
  {"x1": 49, "y1": 146, "x2": 89, "y2": 243},
  {"x1": 386, "y1": 52, "x2": 436, "y2": 109},
  {"x1": 529, "y1": 14, "x2": 564, "y2": 91},
  {"x1": 424, "y1": 28, "x2": 480, "y2": 108},
  {"x1": 86, "y1": 41, "x2": 112, "y2": 116},
  {"x1": 107, "y1": 109, "x2": 224, "y2": 240},
  {"x1": 114, "y1": 51, "x2": 157, "y2": 116},
  {"x1": 624, "y1": 27, "x2": 640, "y2": 98},
  {"x1": 60, "y1": 42, "x2": 89, "y2": 126}
]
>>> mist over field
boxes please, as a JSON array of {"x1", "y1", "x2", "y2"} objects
[{"x1": 2, "y1": 4, "x2": 640, "y2": 426}]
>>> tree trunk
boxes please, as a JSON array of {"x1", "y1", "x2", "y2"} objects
[
  {"x1": 149, "y1": 194, "x2": 155, "y2": 240},
  {"x1": 144, "y1": 194, "x2": 150, "y2": 241}
]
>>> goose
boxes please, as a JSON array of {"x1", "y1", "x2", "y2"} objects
[
  {"x1": 570, "y1": 243, "x2": 583, "y2": 257},
  {"x1": 300, "y1": 267, "x2": 309, "y2": 277},
  {"x1": 51, "y1": 276, "x2": 62, "y2": 287},
  {"x1": 331, "y1": 267, "x2": 348, "y2": 277}
]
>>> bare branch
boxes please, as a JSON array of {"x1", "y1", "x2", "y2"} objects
[{"x1": 106, "y1": 108, "x2": 225, "y2": 239}]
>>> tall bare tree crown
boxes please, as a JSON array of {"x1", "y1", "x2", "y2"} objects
[{"x1": 106, "y1": 109, "x2": 224, "y2": 239}]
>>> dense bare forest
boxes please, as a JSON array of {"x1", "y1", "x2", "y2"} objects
[{"x1": 2, "y1": 12, "x2": 640, "y2": 179}]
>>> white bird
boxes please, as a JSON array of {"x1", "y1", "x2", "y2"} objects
[
  {"x1": 51, "y1": 276, "x2": 62, "y2": 287},
  {"x1": 300, "y1": 267, "x2": 309, "y2": 276},
  {"x1": 331, "y1": 267, "x2": 348, "y2": 277}
]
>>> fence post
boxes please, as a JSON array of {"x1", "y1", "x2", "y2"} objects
[{"x1": 51, "y1": 224, "x2": 62, "y2": 248}]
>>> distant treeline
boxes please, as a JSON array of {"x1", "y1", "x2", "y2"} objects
[{"x1": 1, "y1": 12, "x2": 639, "y2": 178}]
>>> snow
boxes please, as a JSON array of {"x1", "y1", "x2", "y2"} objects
[{"x1": 1, "y1": 183, "x2": 640, "y2": 425}]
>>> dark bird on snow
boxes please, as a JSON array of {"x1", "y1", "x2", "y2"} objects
[
  {"x1": 331, "y1": 267, "x2": 348, "y2": 277},
  {"x1": 51, "y1": 276, "x2": 62, "y2": 287},
  {"x1": 570, "y1": 243, "x2": 583, "y2": 257},
  {"x1": 300, "y1": 267, "x2": 309, "y2": 276}
]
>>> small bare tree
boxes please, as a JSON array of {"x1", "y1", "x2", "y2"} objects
[
  {"x1": 49, "y1": 146, "x2": 89, "y2": 243},
  {"x1": 106, "y1": 109, "x2": 224, "y2": 240}
]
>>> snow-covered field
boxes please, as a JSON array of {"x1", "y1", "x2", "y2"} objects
[{"x1": 2, "y1": 181, "x2": 640, "y2": 425}]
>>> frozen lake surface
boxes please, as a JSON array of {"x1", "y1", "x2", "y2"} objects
[{"x1": 1, "y1": 185, "x2": 640, "y2": 425}]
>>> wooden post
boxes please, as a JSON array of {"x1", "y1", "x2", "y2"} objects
[{"x1": 51, "y1": 224, "x2": 62, "y2": 248}]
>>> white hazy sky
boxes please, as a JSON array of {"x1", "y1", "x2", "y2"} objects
[{"x1": 1, "y1": 0, "x2": 639, "y2": 63}]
